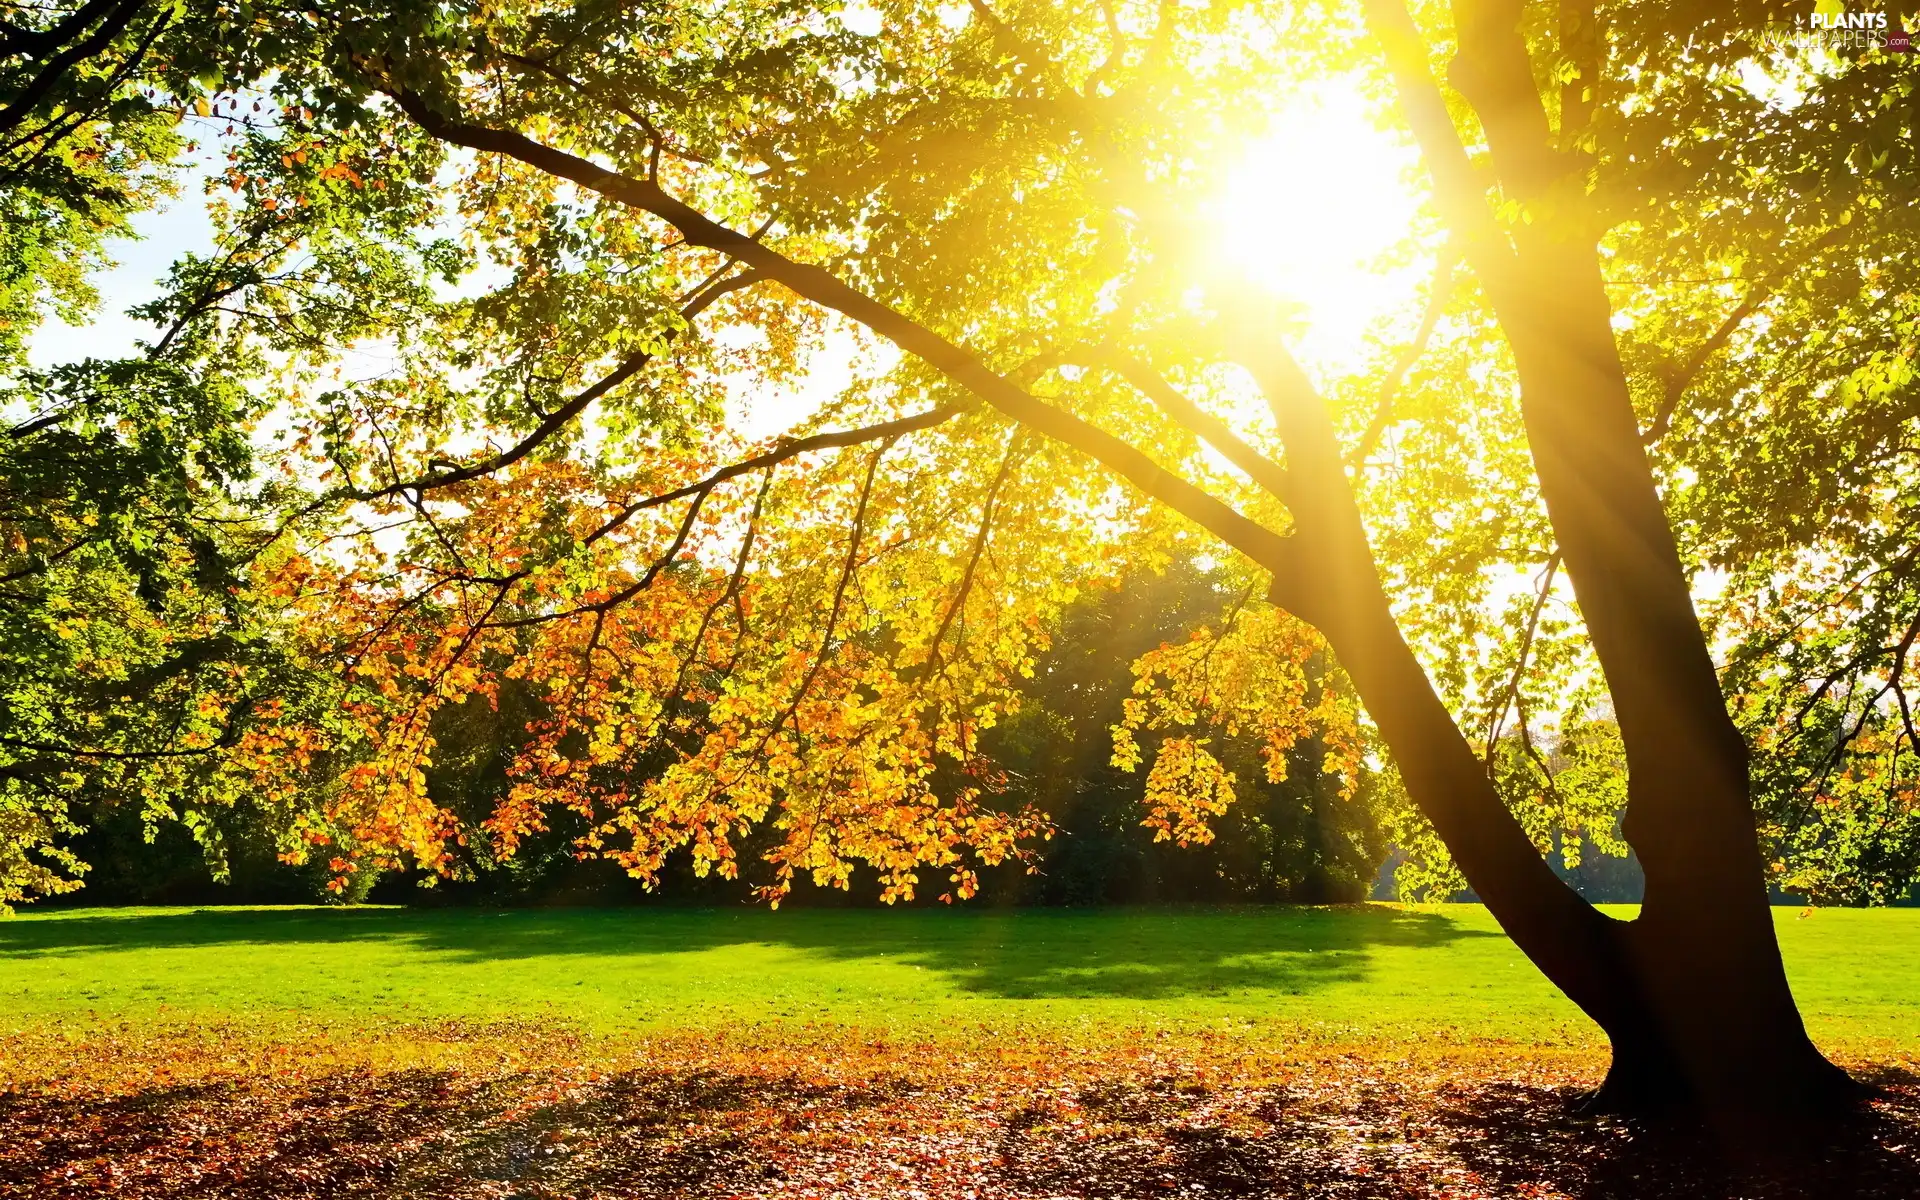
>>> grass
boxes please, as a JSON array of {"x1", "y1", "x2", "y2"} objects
[
  {"x1": 4, "y1": 903, "x2": 1918, "y2": 1198},
  {"x1": 2, "y1": 902, "x2": 1914, "y2": 1056}
]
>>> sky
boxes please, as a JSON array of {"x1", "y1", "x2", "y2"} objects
[
  {"x1": 29, "y1": 170, "x2": 220, "y2": 372},
  {"x1": 32, "y1": 73, "x2": 1428, "y2": 436}
]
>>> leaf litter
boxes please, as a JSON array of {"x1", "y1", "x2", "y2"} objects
[{"x1": 2, "y1": 1028, "x2": 1916, "y2": 1199}]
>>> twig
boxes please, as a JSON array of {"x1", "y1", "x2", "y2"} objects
[
  {"x1": 919, "y1": 435, "x2": 1025, "y2": 680},
  {"x1": 1485, "y1": 550, "x2": 1561, "y2": 774},
  {"x1": 1352, "y1": 246, "x2": 1458, "y2": 465}
]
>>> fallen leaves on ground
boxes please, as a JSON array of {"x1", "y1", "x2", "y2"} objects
[{"x1": 1, "y1": 1032, "x2": 1915, "y2": 1199}]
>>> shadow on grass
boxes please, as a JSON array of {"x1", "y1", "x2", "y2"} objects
[
  {"x1": 4, "y1": 1062, "x2": 1915, "y2": 1199},
  {"x1": 0, "y1": 904, "x2": 1497, "y2": 1001}
]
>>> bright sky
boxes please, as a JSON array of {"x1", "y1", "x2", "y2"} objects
[
  {"x1": 28, "y1": 171, "x2": 219, "y2": 371},
  {"x1": 1204, "y1": 83, "x2": 1429, "y2": 382},
  {"x1": 31, "y1": 76, "x2": 1426, "y2": 436}
]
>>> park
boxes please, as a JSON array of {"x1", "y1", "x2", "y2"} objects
[
  {"x1": 4, "y1": 903, "x2": 1916, "y2": 1195},
  {"x1": 5, "y1": 0, "x2": 1920, "y2": 1195}
]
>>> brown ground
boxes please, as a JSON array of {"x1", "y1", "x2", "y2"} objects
[{"x1": 2, "y1": 1035, "x2": 1915, "y2": 1199}]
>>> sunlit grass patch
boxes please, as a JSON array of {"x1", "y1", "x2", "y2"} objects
[
  {"x1": 4, "y1": 904, "x2": 1918, "y2": 1198},
  {"x1": 3, "y1": 904, "x2": 1914, "y2": 1062}
]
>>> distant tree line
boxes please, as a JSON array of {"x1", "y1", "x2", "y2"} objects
[
  {"x1": 59, "y1": 564, "x2": 1390, "y2": 907},
  {"x1": 55, "y1": 553, "x2": 1821, "y2": 910}
]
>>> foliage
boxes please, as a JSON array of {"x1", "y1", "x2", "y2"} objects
[
  {"x1": 3, "y1": 0, "x2": 1918, "y2": 919},
  {"x1": 57, "y1": 561, "x2": 1383, "y2": 906},
  {"x1": 982, "y1": 562, "x2": 1385, "y2": 904}
]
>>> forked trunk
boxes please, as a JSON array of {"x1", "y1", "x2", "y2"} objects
[
  {"x1": 1233, "y1": 243, "x2": 1858, "y2": 1123},
  {"x1": 1320, "y1": 597, "x2": 1859, "y2": 1126},
  {"x1": 1501, "y1": 234, "x2": 1857, "y2": 1121},
  {"x1": 1316, "y1": 0, "x2": 1869, "y2": 1126}
]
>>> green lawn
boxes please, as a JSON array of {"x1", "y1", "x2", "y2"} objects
[{"x1": 2, "y1": 903, "x2": 1914, "y2": 1053}]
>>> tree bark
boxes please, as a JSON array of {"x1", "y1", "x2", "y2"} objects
[
  {"x1": 1495, "y1": 239, "x2": 1859, "y2": 1119},
  {"x1": 1362, "y1": 0, "x2": 1861, "y2": 1121}
]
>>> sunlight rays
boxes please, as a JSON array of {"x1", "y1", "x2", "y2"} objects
[{"x1": 1205, "y1": 84, "x2": 1428, "y2": 381}]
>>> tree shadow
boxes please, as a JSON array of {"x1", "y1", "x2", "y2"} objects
[
  {"x1": 0, "y1": 1067, "x2": 860, "y2": 1199},
  {"x1": 729, "y1": 905, "x2": 1497, "y2": 1000},
  {"x1": 1422, "y1": 1066, "x2": 1920, "y2": 1199},
  {"x1": 12, "y1": 1062, "x2": 1911, "y2": 1199},
  {"x1": 0, "y1": 904, "x2": 1497, "y2": 1002}
]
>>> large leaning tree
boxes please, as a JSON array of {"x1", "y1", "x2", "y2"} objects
[{"x1": 7, "y1": 0, "x2": 1918, "y2": 1121}]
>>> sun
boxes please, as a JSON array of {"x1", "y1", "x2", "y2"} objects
[{"x1": 1206, "y1": 83, "x2": 1427, "y2": 379}]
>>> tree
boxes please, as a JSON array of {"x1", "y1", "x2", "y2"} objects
[
  {"x1": 6, "y1": 0, "x2": 1910, "y2": 1124},
  {"x1": 983, "y1": 561, "x2": 1385, "y2": 906},
  {"x1": 1, "y1": 0, "x2": 461, "y2": 904}
]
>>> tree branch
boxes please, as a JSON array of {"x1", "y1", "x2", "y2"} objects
[
  {"x1": 1485, "y1": 549, "x2": 1562, "y2": 771},
  {"x1": 0, "y1": 1, "x2": 168, "y2": 164},
  {"x1": 1556, "y1": 0, "x2": 1598, "y2": 160},
  {"x1": 0, "y1": 0, "x2": 122, "y2": 59},
  {"x1": 586, "y1": 405, "x2": 964, "y2": 547},
  {"x1": 354, "y1": 268, "x2": 762, "y2": 502},
  {"x1": 1446, "y1": 0, "x2": 1566, "y2": 205},
  {"x1": 670, "y1": 465, "x2": 776, "y2": 700},
  {"x1": 1353, "y1": 246, "x2": 1459, "y2": 465},
  {"x1": 0, "y1": 0, "x2": 143, "y2": 142},
  {"x1": 920, "y1": 435, "x2": 1024, "y2": 680},
  {"x1": 762, "y1": 437, "x2": 893, "y2": 747},
  {"x1": 1083, "y1": 0, "x2": 1126, "y2": 96},
  {"x1": 382, "y1": 86, "x2": 1298, "y2": 579},
  {"x1": 1641, "y1": 223, "x2": 1854, "y2": 445},
  {"x1": 483, "y1": 405, "x2": 963, "y2": 630},
  {"x1": 1094, "y1": 348, "x2": 1290, "y2": 505},
  {"x1": 1361, "y1": 0, "x2": 1524, "y2": 307}
]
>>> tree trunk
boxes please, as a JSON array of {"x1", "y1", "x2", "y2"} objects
[
  {"x1": 1315, "y1": 0, "x2": 1869, "y2": 1125},
  {"x1": 1235, "y1": 344, "x2": 1677, "y2": 1112},
  {"x1": 1495, "y1": 217, "x2": 1857, "y2": 1126},
  {"x1": 1312, "y1": 521, "x2": 1858, "y2": 1125}
]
